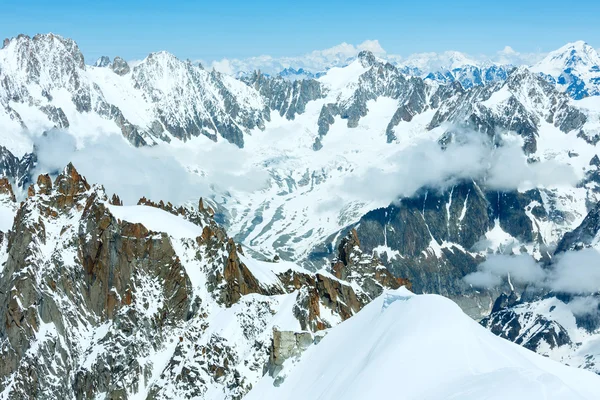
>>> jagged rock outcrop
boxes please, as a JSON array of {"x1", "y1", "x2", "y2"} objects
[
  {"x1": 478, "y1": 295, "x2": 600, "y2": 373},
  {"x1": 331, "y1": 229, "x2": 411, "y2": 299},
  {"x1": 0, "y1": 164, "x2": 398, "y2": 399},
  {"x1": 94, "y1": 56, "x2": 111, "y2": 68},
  {"x1": 266, "y1": 329, "x2": 316, "y2": 383},
  {"x1": 243, "y1": 71, "x2": 325, "y2": 120},
  {"x1": 0, "y1": 177, "x2": 16, "y2": 202},
  {"x1": 0, "y1": 33, "x2": 271, "y2": 149},
  {"x1": 0, "y1": 146, "x2": 36, "y2": 189},
  {"x1": 555, "y1": 201, "x2": 600, "y2": 253},
  {"x1": 428, "y1": 68, "x2": 587, "y2": 153},
  {"x1": 315, "y1": 51, "x2": 439, "y2": 144},
  {"x1": 310, "y1": 180, "x2": 572, "y2": 318},
  {"x1": 111, "y1": 56, "x2": 130, "y2": 75}
]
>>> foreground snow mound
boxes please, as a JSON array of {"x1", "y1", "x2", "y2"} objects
[{"x1": 246, "y1": 288, "x2": 600, "y2": 400}]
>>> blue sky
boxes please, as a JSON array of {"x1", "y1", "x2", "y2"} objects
[{"x1": 2, "y1": 0, "x2": 599, "y2": 63}]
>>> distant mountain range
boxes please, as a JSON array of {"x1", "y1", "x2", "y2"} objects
[{"x1": 200, "y1": 40, "x2": 600, "y2": 100}]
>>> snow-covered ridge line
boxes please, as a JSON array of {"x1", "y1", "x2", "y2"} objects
[{"x1": 247, "y1": 288, "x2": 600, "y2": 400}]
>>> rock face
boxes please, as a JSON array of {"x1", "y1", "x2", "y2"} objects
[
  {"x1": 111, "y1": 56, "x2": 130, "y2": 75},
  {"x1": 0, "y1": 177, "x2": 16, "y2": 202},
  {"x1": 478, "y1": 204, "x2": 600, "y2": 375},
  {"x1": 314, "y1": 52, "x2": 437, "y2": 145},
  {"x1": 331, "y1": 229, "x2": 411, "y2": 300},
  {"x1": 0, "y1": 34, "x2": 270, "y2": 148},
  {"x1": 481, "y1": 299, "x2": 572, "y2": 353},
  {"x1": 555, "y1": 201, "x2": 600, "y2": 253},
  {"x1": 428, "y1": 67, "x2": 587, "y2": 154},
  {"x1": 243, "y1": 71, "x2": 325, "y2": 120},
  {"x1": 267, "y1": 329, "x2": 315, "y2": 382},
  {"x1": 0, "y1": 146, "x2": 36, "y2": 189},
  {"x1": 310, "y1": 180, "x2": 578, "y2": 318},
  {"x1": 94, "y1": 56, "x2": 111, "y2": 68},
  {"x1": 480, "y1": 293, "x2": 600, "y2": 374},
  {"x1": 0, "y1": 165, "x2": 399, "y2": 399}
]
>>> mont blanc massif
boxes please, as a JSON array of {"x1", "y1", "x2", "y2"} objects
[{"x1": 2, "y1": 33, "x2": 600, "y2": 399}]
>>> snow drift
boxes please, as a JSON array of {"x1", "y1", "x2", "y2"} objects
[{"x1": 246, "y1": 288, "x2": 600, "y2": 400}]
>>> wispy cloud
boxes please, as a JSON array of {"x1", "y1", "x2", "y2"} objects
[
  {"x1": 337, "y1": 130, "x2": 578, "y2": 206},
  {"x1": 205, "y1": 40, "x2": 549, "y2": 76},
  {"x1": 465, "y1": 248, "x2": 600, "y2": 295},
  {"x1": 31, "y1": 130, "x2": 269, "y2": 205},
  {"x1": 208, "y1": 40, "x2": 385, "y2": 75}
]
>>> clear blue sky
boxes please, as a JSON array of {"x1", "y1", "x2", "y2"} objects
[{"x1": 2, "y1": 0, "x2": 599, "y2": 62}]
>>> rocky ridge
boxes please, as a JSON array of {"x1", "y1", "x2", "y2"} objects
[{"x1": 0, "y1": 164, "x2": 407, "y2": 399}]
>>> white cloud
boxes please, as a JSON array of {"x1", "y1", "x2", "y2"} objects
[
  {"x1": 357, "y1": 40, "x2": 386, "y2": 56},
  {"x1": 204, "y1": 40, "x2": 553, "y2": 77},
  {"x1": 549, "y1": 249, "x2": 600, "y2": 294},
  {"x1": 566, "y1": 296, "x2": 600, "y2": 317},
  {"x1": 211, "y1": 58, "x2": 234, "y2": 75},
  {"x1": 465, "y1": 248, "x2": 600, "y2": 295},
  {"x1": 464, "y1": 254, "x2": 546, "y2": 288},
  {"x1": 337, "y1": 131, "x2": 578, "y2": 206},
  {"x1": 485, "y1": 139, "x2": 578, "y2": 191},
  {"x1": 208, "y1": 40, "x2": 386, "y2": 75},
  {"x1": 32, "y1": 130, "x2": 269, "y2": 206},
  {"x1": 494, "y1": 46, "x2": 545, "y2": 66}
]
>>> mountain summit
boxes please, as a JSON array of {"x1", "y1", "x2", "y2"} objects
[{"x1": 532, "y1": 41, "x2": 600, "y2": 99}]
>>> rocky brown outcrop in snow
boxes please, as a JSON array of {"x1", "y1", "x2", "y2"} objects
[
  {"x1": 0, "y1": 165, "x2": 401, "y2": 399},
  {"x1": 0, "y1": 178, "x2": 16, "y2": 203}
]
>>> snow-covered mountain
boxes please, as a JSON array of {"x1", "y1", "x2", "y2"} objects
[
  {"x1": 532, "y1": 41, "x2": 600, "y2": 99},
  {"x1": 393, "y1": 51, "x2": 515, "y2": 89},
  {"x1": 247, "y1": 288, "x2": 600, "y2": 400},
  {"x1": 0, "y1": 33, "x2": 269, "y2": 152},
  {"x1": 2, "y1": 33, "x2": 600, "y2": 398}
]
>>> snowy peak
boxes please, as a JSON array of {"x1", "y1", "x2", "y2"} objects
[
  {"x1": 532, "y1": 41, "x2": 600, "y2": 99},
  {"x1": 537, "y1": 41, "x2": 600, "y2": 73},
  {"x1": 0, "y1": 163, "x2": 387, "y2": 399},
  {"x1": 0, "y1": 33, "x2": 86, "y2": 93},
  {"x1": 247, "y1": 289, "x2": 600, "y2": 400},
  {"x1": 395, "y1": 50, "x2": 513, "y2": 89},
  {"x1": 357, "y1": 50, "x2": 378, "y2": 67},
  {"x1": 94, "y1": 55, "x2": 111, "y2": 67},
  {"x1": 0, "y1": 33, "x2": 271, "y2": 149}
]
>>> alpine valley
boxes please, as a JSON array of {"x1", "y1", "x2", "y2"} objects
[{"x1": 1, "y1": 33, "x2": 600, "y2": 399}]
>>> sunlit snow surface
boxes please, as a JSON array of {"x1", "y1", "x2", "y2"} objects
[
  {"x1": 106, "y1": 203, "x2": 204, "y2": 239},
  {"x1": 246, "y1": 288, "x2": 600, "y2": 400}
]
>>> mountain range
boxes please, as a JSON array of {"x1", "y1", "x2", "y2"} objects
[{"x1": 1, "y1": 33, "x2": 600, "y2": 399}]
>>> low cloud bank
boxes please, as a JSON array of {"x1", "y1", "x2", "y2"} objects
[
  {"x1": 31, "y1": 130, "x2": 269, "y2": 205},
  {"x1": 465, "y1": 249, "x2": 600, "y2": 295},
  {"x1": 340, "y1": 131, "x2": 578, "y2": 205}
]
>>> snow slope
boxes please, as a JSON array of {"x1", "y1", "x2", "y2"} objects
[
  {"x1": 106, "y1": 203, "x2": 204, "y2": 239},
  {"x1": 247, "y1": 288, "x2": 600, "y2": 400}
]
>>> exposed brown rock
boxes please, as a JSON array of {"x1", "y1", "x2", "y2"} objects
[
  {"x1": 109, "y1": 193, "x2": 123, "y2": 206},
  {"x1": 198, "y1": 197, "x2": 214, "y2": 216},
  {"x1": 278, "y1": 269, "x2": 363, "y2": 331},
  {"x1": 220, "y1": 239, "x2": 279, "y2": 306},
  {"x1": 0, "y1": 178, "x2": 16, "y2": 202},
  {"x1": 53, "y1": 163, "x2": 90, "y2": 209},
  {"x1": 36, "y1": 174, "x2": 52, "y2": 195},
  {"x1": 138, "y1": 196, "x2": 185, "y2": 216}
]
